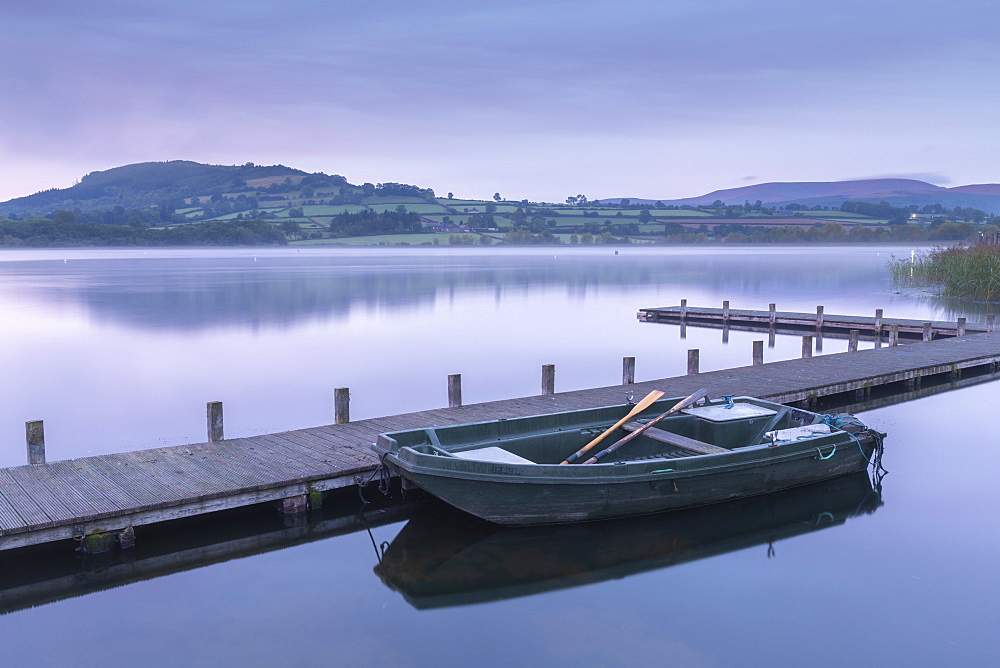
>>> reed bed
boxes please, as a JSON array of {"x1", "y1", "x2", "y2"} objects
[{"x1": 888, "y1": 244, "x2": 1000, "y2": 301}]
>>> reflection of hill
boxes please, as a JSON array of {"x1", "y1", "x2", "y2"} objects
[
  {"x1": 0, "y1": 251, "x2": 899, "y2": 332},
  {"x1": 375, "y1": 473, "x2": 882, "y2": 610}
]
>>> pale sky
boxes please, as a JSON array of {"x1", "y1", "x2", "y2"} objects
[{"x1": 2, "y1": 0, "x2": 998, "y2": 203}]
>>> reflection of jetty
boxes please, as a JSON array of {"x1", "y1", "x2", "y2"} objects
[
  {"x1": 0, "y1": 492, "x2": 415, "y2": 616},
  {"x1": 375, "y1": 473, "x2": 882, "y2": 609},
  {"x1": 1, "y1": 304, "x2": 998, "y2": 556}
]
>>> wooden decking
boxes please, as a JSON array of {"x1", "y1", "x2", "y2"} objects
[{"x1": 2, "y1": 325, "x2": 999, "y2": 553}]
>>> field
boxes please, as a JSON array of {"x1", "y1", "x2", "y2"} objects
[{"x1": 292, "y1": 232, "x2": 484, "y2": 246}]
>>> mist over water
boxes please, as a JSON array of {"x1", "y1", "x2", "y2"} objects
[{"x1": 0, "y1": 245, "x2": 997, "y2": 664}]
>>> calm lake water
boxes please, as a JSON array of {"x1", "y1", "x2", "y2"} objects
[{"x1": 0, "y1": 246, "x2": 997, "y2": 665}]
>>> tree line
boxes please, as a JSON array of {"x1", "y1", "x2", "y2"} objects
[{"x1": 0, "y1": 217, "x2": 287, "y2": 247}]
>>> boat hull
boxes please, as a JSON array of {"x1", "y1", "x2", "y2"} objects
[
  {"x1": 373, "y1": 396, "x2": 884, "y2": 525},
  {"x1": 385, "y1": 440, "x2": 876, "y2": 525}
]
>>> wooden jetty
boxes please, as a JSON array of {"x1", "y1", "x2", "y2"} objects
[
  {"x1": 638, "y1": 302, "x2": 994, "y2": 340},
  {"x1": 2, "y1": 316, "x2": 1000, "y2": 555}
]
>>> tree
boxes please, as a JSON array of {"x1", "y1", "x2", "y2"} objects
[
  {"x1": 447, "y1": 192, "x2": 454, "y2": 199},
  {"x1": 281, "y1": 220, "x2": 302, "y2": 239},
  {"x1": 566, "y1": 196, "x2": 578, "y2": 206},
  {"x1": 493, "y1": 192, "x2": 501, "y2": 202},
  {"x1": 638, "y1": 209, "x2": 652, "y2": 223}
]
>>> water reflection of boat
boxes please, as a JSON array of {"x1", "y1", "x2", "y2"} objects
[{"x1": 374, "y1": 472, "x2": 883, "y2": 610}]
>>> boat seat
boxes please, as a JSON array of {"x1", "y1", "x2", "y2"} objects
[
  {"x1": 622, "y1": 422, "x2": 729, "y2": 455},
  {"x1": 451, "y1": 446, "x2": 536, "y2": 465}
]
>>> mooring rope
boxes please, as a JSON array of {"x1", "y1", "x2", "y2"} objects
[
  {"x1": 821, "y1": 413, "x2": 888, "y2": 478},
  {"x1": 358, "y1": 452, "x2": 393, "y2": 505}
]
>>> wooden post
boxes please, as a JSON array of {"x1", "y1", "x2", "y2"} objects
[
  {"x1": 768, "y1": 303, "x2": 776, "y2": 325},
  {"x1": 768, "y1": 328, "x2": 776, "y2": 348},
  {"x1": 679, "y1": 299, "x2": 687, "y2": 320},
  {"x1": 622, "y1": 356, "x2": 635, "y2": 385},
  {"x1": 923, "y1": 322, "x2": 933, "y2": 342},
  {"x1": 889, "y1": 324, "x2": 899, "y2": 346},
  {"x1": 722, "y1": 326, "x2": 729, "y2": 344},
  {"x1": 988, "y1": 314, "x2": 995, "y2": 333},
  {"x1": 874, "y1": 309, "x2": 883, "y2": 337},
  {"x1": 816, "y1": 305, "x2": 824, "y2": 329},
  {"x1": 280, "y1": 495, "x2": 308, "y2": 515},
  {"x1": 448, "y1": 374, "x2": 462, "y2": 407},
  {"x1": 848, "y1": 330, "x2": 859, "y2": 353},
  {"x1": 542, "y1": 364, "x2": 555, "y2": 395},
  {"x1": 25, "y1": 420, "x2": 45, "y2": 465},
  {"x1": 334, "y1": 388, "x2": 350, "y2": 424},
  {"x1": 801, "y1": 335, "x2": 813, "y2": 358},
  {"x1": 957, "y1": 317, "x2": 967, "y2": 337},
  {"x1": 722, "y1": 300, "x2": 730, "y2": 322},
  {"x1": 207, "y1": 402, "x2": 224, "y2": 442},
  {"x1": 687, "y1": 349, "x2": 700, "y2": 375},
  {"x1": 752, "y1": 340, "x2": 764, "y2": 366}
]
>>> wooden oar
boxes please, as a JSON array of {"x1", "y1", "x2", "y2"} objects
[
  {"x1": 560, "y1": 389, "x2": 665, "y2": 465},
  {"x1": 583, "y1": 388, "x2": 709, "y2": 465}
]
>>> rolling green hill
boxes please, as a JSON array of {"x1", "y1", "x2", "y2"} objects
[{"x1": 1, "y1": 161, "x2": 996, "y2": 247}]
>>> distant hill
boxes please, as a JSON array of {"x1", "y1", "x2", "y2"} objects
[
  {"x1": 5, "y1": 161, "x2": 1000, "y2": 221},
  {"x1": 602, "y1": 178, "x2": 1000, "y2": 214},
  {"x1": 0, "y1": 161, "x2": 308, "y2": 216}
]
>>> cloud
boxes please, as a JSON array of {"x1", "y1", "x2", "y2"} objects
[{"x1": 1, "y1": 1, "x2": 999, "y2": 201}]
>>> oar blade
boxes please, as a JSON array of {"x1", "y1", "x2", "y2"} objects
[
  {"x1": 559, "y1": 389, "x2": 665, "y2": 465},
  {"x1": 583, "y1": 388, "x2": 710, "y2": 464}
]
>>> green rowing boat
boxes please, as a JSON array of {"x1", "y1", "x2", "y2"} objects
[{"x1": 372, "y1": 394, "x2": 885, "y2": 525}]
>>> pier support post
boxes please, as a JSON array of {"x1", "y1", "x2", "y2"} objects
[
  {"x1": 448, "y1": 374, "x2": 462, "y2": 408},
  {"x1": 26, "y1": 420, "x2": 45, "y2": 465},
  {"x1": 280, "y1": 495, "x2": 308, "y2": 515},
  {"x1": 542, "y1": 364, "x2": 555, "y2": 395},
  {"x1": 816, "y1": 305, "x2": 824, "y2": 330},
  {"x1": 988, "y1": 314, "x2": 995, "y2": 333},
  {"x1": 848, "y1": 330, "x2": 859, "y2": 353},
  {"x1": 680, "y1": 299, "x2": 687, "y2": 320},
  {"x1": 890, "y1": 324, "x2": 899, "y2": 347},
  {"x1": 768, "y1": 303, "x2": 776, "y2": 326},
  {"x1": 957, "y1": 317, "x2": 967, "y2": 337},
  {"x1": 875, "y1": 309, "x2": 883, "y2": 338},
  {"x1": 768, "y1": 328, "x2": 775, "y2": 348},
  {"x1": 722, "y1": 326, "x2": 729, "y2": 344},
  {"x1": 334, "y1": 388, "x2": 350, "y2": 424},
  {"x1": 722, "y1": 300, "x2": 730, "y2": 323},
  {"x1": 906, "y1": 377, "x2": 917, "y2": 391},
  {"x1": 687, "y1": 349, "x2": 700, "y2": 375},
  {"x1": 923, "y1": 322, "x2": 933, "y2": 342},
  {"x1": 622, "y1": 357, "x2": 635, "y2": 385},
  {"x1": 752, "y1": 341, "x2": 763, "y2": 366},
  {"x1": 801, "y1": 336, "x2": 813, "y2": 359},
  {"x1": 207, "y1": 402, "x2": 224, "y2": 442}
]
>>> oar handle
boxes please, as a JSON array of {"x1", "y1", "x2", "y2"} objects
[
  {"x1": 559, "y1": 390, "x2": 664, "y2": 464},
  {"x1": 584, "y1": 388, "x2": 709, "y2": 464}
]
